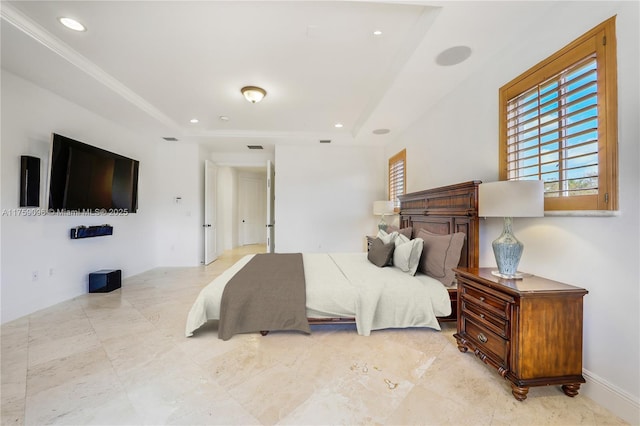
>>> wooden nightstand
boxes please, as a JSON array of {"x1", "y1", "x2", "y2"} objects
[
  {"x1": 453, "y1": 267, "x2": 588, "y2": 401},
  {"x1": 438, "y1": 287, "x2": 458, "y2": 322}
]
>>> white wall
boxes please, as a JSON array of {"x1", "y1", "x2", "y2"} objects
[
  {"x1": 154, "y1": 140, "x2": 203, "y2": 266},
  {"x1": 275, "y1": 145, "x2": 385, "y2": 253},
  {"x1": 385, "y1": 2, "x2": 639, "y2": 422},
  {"x1": 0, "y1": 70, "x2": 159, "y2": 322}
]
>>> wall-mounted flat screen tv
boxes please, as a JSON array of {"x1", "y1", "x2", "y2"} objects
[{"x1": 48, "y1": 133, "x2": 139, "y2": 213}]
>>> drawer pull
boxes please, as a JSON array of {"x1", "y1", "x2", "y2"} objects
[
  {"x1": 479, "y1": 296, "x2": 486, "y2": 302},
  {"x1": 480, "y1": 314, "x2": 485, "y2": 319},
  {"x1": 477, "y1": 333, "x2": 488, "y2": 343}
]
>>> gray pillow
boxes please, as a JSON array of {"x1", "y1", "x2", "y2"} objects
[
  {"x1": 417, "y1": 229, "x2": 466, "y2": 286},
  {"x1": 387, "y1": 226, "x2": 413, "y2": 239},
  {"x1": 367, "y1": 238, "x2": 395, "y2": 268}
]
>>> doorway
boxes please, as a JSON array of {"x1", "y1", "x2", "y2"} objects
[{"x1": 238, "y1": 175, "x2": 267, "y2": 246}]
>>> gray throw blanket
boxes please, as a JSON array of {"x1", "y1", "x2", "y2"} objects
[{"x1": 218, "y1": 253, "x2": 311, "y2": 340}]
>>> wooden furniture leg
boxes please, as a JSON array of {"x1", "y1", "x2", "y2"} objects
[
  {"x1": 511, "y1": 384, "x2": 529, "y2": 401},
  {"x1": 562, "y1": 383, "x2": 581, "y2": 397}
]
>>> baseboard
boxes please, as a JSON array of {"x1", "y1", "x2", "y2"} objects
[{"x1": 582, "y1": 369, "x2": 640, "y2": 424}]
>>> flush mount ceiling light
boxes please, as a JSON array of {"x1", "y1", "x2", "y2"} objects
[
  {"x1": 334, "y1": 123, "x2": 343, "y2": 128},
  {"x1": 241, "y1": 86, "x2": 267, "y2": 103},
  {"x1": 58, "y1": 17, "x2": 86, "y2": 32}
]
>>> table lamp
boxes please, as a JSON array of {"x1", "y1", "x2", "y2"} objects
[
  {"x1": 479, "y1": 180, "x2": 544, "y2": 278},
  {"x1": 373, "y1": 200, "x2": 395, "y2": 232}
]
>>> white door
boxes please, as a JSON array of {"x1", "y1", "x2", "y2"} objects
[
  {"x1": 239, "y1": 176, "x2": 265, "y2": 245},
  {"x1": 266, "y1": 160, "x2": 275, "y2": 253},
  {"x1": 203, "y1": 160, "x2": 217, "y2": 264}
]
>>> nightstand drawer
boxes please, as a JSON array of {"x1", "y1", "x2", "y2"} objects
[
  {"x1": 460, "y1": 281, "x2": 511, "y2": 319},
  {"x1": 461, "y1": 299, "x2": 508, "y2": 338},
  {"x1": 464, "y1": 318, "x2": 509, "y2": 365}
]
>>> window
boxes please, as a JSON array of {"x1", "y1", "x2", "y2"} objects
[
  {"x1": 499, "y1": 17, "x2": 617, "y2": 211},
  {"x1": 388, "y1": 149, "x2": 406, "y2": 211}
]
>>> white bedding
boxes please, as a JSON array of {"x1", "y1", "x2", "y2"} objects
[{"x1": 185, "y1": 253, "x2": 451, "y2": 337}]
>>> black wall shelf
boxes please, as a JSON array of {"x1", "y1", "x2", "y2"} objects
[{"x1": 70, "y1": 225, "x2": 113, "y2": 239}]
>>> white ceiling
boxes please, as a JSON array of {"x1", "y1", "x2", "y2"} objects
[{"x1": 1, "y1": 1, "x2": 557, "y2": 153}]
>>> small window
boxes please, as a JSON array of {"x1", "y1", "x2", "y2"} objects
[
  {"x1": 389, "y1": 149, "x2": 406, "y2": 211},
  {"x1": 499, "y1": 17, "x2": 617, "y2": 211}
]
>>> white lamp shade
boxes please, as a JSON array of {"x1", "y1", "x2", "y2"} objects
[
  {"x1": 373, "y1": 200, "x2": 394, "y2": 215},
  {"x1": 479, "y1": 180, "x2": 544, "y2": 218}
]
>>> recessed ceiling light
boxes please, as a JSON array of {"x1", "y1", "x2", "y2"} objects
[
  {"x1": 58, "y1": 17, "x2": 86, "y2": 32},
  {"x1": 436, "y1": 46, "x2": 472, "y2": 66},
  {"x1": 334, "y1": 123, "x2": 343, "y2": 128},
  {"x1": 189, "y1": 118, "x2": 199, "y2": 124},
  {"x1": 373, "y1": 30, "x2": 383, "y2": 36},
  {"x1": 219, "y1": 116, "x2": 229, "y2": 121},
  {"x1": 373, "y1": 128, "x2": 390, "y2": 135}
]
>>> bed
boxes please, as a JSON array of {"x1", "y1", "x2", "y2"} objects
[{"x1": 185, "y1": 180, "x2": 480, "y2": 339}]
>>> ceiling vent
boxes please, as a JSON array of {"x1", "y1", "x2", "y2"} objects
[
  {"x1": 247, "y1": 145, "x2": 263, "y2": 150},
  {"x1": 319, "y1": 139, "x2": 332, "y2": 144},
  {"x1": 162, "y1": 137, "x2": 178, "y2": 141}
]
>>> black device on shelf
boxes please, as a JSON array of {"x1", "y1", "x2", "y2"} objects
[{"x1": 70, "y1": 225, "x2": 113, "y2": 239}]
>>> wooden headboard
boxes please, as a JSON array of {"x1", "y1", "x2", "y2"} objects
[{"x1": 398, "y1": 180, "x2": 480, "y2": 270}]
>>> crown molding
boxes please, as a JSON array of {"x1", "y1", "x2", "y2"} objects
[{"x1": 1, "y1": 3, "x2": 180, "y2": 132}]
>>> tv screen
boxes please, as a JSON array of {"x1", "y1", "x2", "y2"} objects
[{"x1": 48, "y1": 133, "x2": 139, "y2": 213}]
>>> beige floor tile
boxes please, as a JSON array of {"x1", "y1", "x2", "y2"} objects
[
  {"x1": 23, "y1": 361, "x2": 130, "y2": 425},
  {"x1": 25, "y1": 347, "x2": 113, "y2": 397},
  {"x1": 26, "y1": 330, "x2": 102, "y2": 368}
]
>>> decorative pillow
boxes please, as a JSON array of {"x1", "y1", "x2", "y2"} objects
[
  {"x1": 366, "y1": 235, "x2": 376, "y2": 251},
  {"x1": 367, "y1": 238, "x2": 395, "y2": 267},
  {"x1": 393, "y1": 233, "x2": 424, "y2": 275},
  {"x1": 376, "y1": 229, "x2": 399, "y2": 245},
  {"x1": 417, "y1": 229, "x2": 466, "y2": 286},
  {"x1": 387, "y1": 226, "x2": 413, "y2": 239},
  {"x1": 376, "y1": 230, "x2": 400, "y2": 265}
]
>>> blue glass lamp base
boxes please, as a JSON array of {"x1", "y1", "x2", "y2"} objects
[
  {"x1": 377, "y1": 215, "x2": 388, "y2": 232},
  {"x1": 492, "y1": 217, "x2": 524, "y2": 278}
]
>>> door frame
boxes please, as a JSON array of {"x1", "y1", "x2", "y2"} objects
[{"x1": 203, "y1": 160, "x2": 218, "y2": 264}]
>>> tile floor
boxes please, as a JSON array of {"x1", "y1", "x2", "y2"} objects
[{"x1": 0, "y1": 245, "x2": 628, "y2": 425}]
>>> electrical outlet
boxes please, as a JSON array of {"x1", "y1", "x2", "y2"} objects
[{"x1": 32, "y1": 270, "x2": 38, "y2": 281}]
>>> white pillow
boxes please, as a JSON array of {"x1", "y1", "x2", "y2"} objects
[
  {"x1": 393, "y1": 234, "x2": 424, "y2": 275},
  {"x1": 377, "y1": 229, "x2": 399, "y2": 245}
]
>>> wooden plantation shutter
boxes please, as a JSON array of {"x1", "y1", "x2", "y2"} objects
[
  {"x1": 499, "y1": 17, "x2": 617, "y2": 211},
  {"x1": 389, "y1": 149, "x2": 406, "y2": 211}
]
